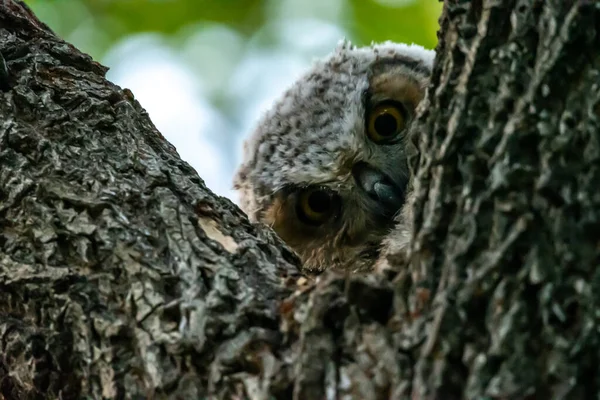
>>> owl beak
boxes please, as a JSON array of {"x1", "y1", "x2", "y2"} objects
[{"x1": 352, "y1": 162, "x2": 405, "y2": 218}]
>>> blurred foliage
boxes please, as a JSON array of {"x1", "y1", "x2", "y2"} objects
[
  {"x1": 25, "y1": 0, "x2": 441, "y2": 62},
  {"x1": 22, "y1": 0, "x2": 442, "y2": 199}
]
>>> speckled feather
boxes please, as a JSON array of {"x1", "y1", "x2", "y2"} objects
[{"x1": 234, "y1": 40, "x2": 435, "y2": 272}]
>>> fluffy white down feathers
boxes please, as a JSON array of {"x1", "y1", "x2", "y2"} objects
[{"x1": 234, "y1": 40, "x2": 435, "y2": 272}]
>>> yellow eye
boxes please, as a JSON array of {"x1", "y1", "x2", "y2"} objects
[
  {"x1": 296, "y1": 188, "x2": 337, "y2": 225},
  {"x1": 367, "y1": 103, "x2": 406, "y2": 143}
]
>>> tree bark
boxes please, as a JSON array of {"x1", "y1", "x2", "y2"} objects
[
  {"x1": 403, "y1": 1, "x2": 600, "y2": 398},
  {"x1": 0, "y1": 0, "x2": 598, "y2": 399}
]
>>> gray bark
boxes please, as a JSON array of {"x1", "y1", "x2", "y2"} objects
[
  {"x1": 0, "y1": 2, "x2": 301, "y2": 399},
  {"x1": 0, "y1": 0, "x2": 599, "y2": 399}
]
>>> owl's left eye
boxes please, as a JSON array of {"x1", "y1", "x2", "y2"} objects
[
  {"x1": 367, "y1": 102, "x2": 407, "y2": 144},
  {"x1": 296, "y1": 188, "x2": 339, "y2": 225}
]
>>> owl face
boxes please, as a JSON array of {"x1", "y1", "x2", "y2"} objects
[{"x1": 234, "y1": 41, "x2": 434, "y2": 272}]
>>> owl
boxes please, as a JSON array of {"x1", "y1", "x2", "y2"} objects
[{"x1": 234, "y1": 40, "x2": 435, "y2": 273}]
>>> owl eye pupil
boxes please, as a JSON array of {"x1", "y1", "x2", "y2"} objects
[
  {"x1": 374, "y1": 113, "x2": 398, "y2": 136},
  {"x1": 308, "y1": 190, "x2": 331, "y2": 213},
  {"x1": 367, "y1": 102, "x2": 407, "y2": 144},
  {"x1": 297, "y1": 188, "x2": 339, "y2": 225}
]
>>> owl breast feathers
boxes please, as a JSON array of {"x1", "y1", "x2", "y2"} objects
[{"x1": 234, "y1": 40, "x2": 435, "y2": 273}]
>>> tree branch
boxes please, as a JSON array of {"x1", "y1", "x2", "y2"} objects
[{"x1": 1, "y1": 1, "x2": 300, "y2": 398}]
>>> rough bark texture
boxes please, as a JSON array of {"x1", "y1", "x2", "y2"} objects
[
  {"x1": 404, "y1": 1, "x2": 600, "y2": 397},
  {"x1": 0, "y1": 2, "x2": 302, "y2": 399},
  {"x1": 0, "y1": 0, "x2": 599, "y2": 399}
]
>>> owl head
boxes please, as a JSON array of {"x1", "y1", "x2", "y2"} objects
[{"x1": 234, "y1": 40, "x2": 434, "y2": 272}]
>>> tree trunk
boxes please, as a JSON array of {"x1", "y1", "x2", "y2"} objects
[{"x1": 0, "y1": 0, "x2": 598, "y2": 399}]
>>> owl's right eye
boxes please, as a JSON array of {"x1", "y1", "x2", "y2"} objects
[
  {"x1": 296, "y1": 188, "x2": 338, "y2": 225},
  {"x1": 366, "y1": 102, "x2": 407, "y2": 144}
]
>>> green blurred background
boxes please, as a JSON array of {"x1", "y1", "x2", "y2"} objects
[{"x1": 24, "y1": 0, "x2": 441, "y2": 201}]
